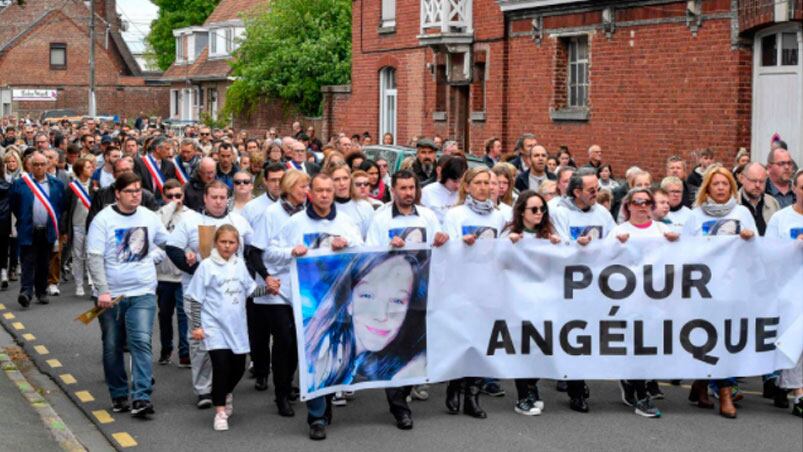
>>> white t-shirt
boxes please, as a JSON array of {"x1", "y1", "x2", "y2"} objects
[
  {"x1": 242, "y1": 193, "x2": 276, "y2": 228},
  {"x1": 166, "y1": 209, "x2": 254, "y2": 289},
  {"x1": 498, "y1": 202, "x2": 513, "y2": 223},
  {"x1": 99, "y1": 168, "x2": 115, "y2": 189},
  {"x1": 681, "y1": 205, "x2": 757, "y2": 237},
  {"x1": 366, "y1": 204, "x2": 443, "y2": 247},
  {"x1": 610, "y1": 220, "x2": 671, "y2": 239},
  {"x1": 335, "y1": 199, "x2": 375, "y2": 239},
  {"x1": 765, "y1": 205, "x2": 803, "y2": 240},
  {"x1": 251, "y1": 201, "x2": 294, "y2": 305},
  {"x1": 421, "y1": 182, "x2": 458, "y2": 224},
  {"x1": 664, "y1": 206, "x2": 692, "y2": 233},
  {"x1": 184, "y1": 256, "x2": 255, "y2": 354},
  {"x1": 551, "y1": 201, "x2": 616, "y2": 241},
  {"x1": 442, "y1": 204, "x2": 507, "y2": 240},
  {"x1": 86, "y1": 205, "x2": 169, "y2": 297}
]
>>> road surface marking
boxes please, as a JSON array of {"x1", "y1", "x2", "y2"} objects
[
  {"x1": 33, "y1": 345, "x2": 49, "y2": 355},
  {"x1": 112, "y1": 432, "x2": 137, "y2": 448},
  {"x1": 92, "y1": 410, "x2": 114, "y2": 424},
  {"x1": 3, "y1": 312, "x2": 15, "y2": 319},
  {"x1": 46, "y1": 359, "x2": 62, "y2": 368},
  {"x1": 11, "y1": 322, "x2": 24, "y2": 330},
  {"x1": 22, "y1": 333, "x2": 35, "y2": 341},
  {"x1": 0, "y1": 303, "x2": 5, "y2": 310},
  {"x1": 75, "y1": 391, "x2": 95, "y2": 403},
  {"x1": 59, "y1": 374, "x2": 76, "y2": 385}
]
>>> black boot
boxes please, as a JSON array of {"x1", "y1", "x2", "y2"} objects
[
  {"x1": 445, "y1": 380, "x2": 461, "y2": 414},
  {"x1": 276, "y1": 395, "x2": 295, "y2": 417},
  {"x1": 463, "y1": 382, "x2": 487, "y2": 419}
]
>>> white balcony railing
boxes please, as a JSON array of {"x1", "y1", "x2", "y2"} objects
[{"x1": 420, "y1": 0, "x2": 472, "y2": 34}]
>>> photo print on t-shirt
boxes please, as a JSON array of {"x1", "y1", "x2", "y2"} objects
[
  {"x1": 790, "y1": 227, "x2": 803, "y2": 240},
  {"x1": 114, "y1": 227, "x2": 149, "y2": 263},
  {"x1": 569, "y1": 225, "x2": 603, "y2": 241},
  {"x1": 702, "y1": 219, "x2": 741, "y2": 236},
  {"x1": 462, "y1": 226, "x2": 497, "y2": 240},
  {"x1": 303, "y1": 232, "x2": 339, "y2": 249},
  {"x1": 388, "y1": 227, "x2": 427, "y2": 244}
]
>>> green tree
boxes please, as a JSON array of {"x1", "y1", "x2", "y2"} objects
[
  {"x1": 146, "y1": 0, "x2": 220, "y2": 71},
  {"x1": 225, "y1": 0, "x2": 351, "y2": 117}
]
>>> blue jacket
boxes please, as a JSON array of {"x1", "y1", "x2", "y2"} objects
[{"x1": 10, "y1": 174, "x2": 66, "y2": 246}]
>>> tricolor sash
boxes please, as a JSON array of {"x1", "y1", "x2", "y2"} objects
[
  {"x1": 143, "y1": 154, "x2": 165, "y2": 192},
  {"x1": 174, "y1": 156, "x2": 190, "y2": 186},
  {"x1": 21, "y1": 173, "x2": 59, "y2": 237},
  {"x1": 286, "y1": 161, "x2": 303, "y2": 171},
  {"x1": 69, "y1": 180, "x2": 91, "y2": 210}
]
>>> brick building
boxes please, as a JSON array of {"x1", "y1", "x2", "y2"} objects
[
  {"x1": 0, "y1": 0, "x2": 169, "y2": 120},
  {"x1": 322, "y1": 0, "x2": 803, "y2": 175}
]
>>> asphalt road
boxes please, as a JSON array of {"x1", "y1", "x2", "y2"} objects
[{"x1": 0, "y1": 278, "x2": 800, "y2": 451}]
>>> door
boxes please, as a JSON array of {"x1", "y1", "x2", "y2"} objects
[
  {"x1": 449, "y1": 85, "x2": 469, "y2": 152},
  {"x1": 752, "y1": 24, "x2": 803, "y2": 165}
]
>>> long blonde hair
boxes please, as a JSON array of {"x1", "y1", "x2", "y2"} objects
[
  {"x1": 491, "y1": 162, "x2": 516, "y2": 205},
  {"x1": 695, "y1": 165, "x2": 738, "y2": 207},
  {"x1": 457, "y1": 167, "x2": 492, "y2": 205}
]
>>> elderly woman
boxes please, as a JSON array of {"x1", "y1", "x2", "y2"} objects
[{"x1": 682, "y1": 165, "x2": 756, "y2": 419}]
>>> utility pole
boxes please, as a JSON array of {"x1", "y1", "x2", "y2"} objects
[{"x1": 88, "y1": 0, "x2": 97, "y2": 117}]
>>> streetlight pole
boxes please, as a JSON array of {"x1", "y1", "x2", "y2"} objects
[{"x1": 88, "y1": 0, "x2": 97, "y2": 117}]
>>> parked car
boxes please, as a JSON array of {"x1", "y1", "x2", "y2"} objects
[
  {"x1": 362, "y1": 144, "x2": 487, "y2": 174},
  {"x1": 40, "y1": 109, "x2": 79, "y2": 123}
]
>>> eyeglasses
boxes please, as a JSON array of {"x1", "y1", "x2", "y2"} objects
[
  {"x1": 353, "y1": 182, "x2": 369, "y2": 188},
  {"x1": 630, "y1": 198, "x2": 654, "y2": 207},
  {"x1": 165, "y1": 193, "x2": 183, "y2": 200},
  {"x1": 527, "y1": 206, "x2": 546, "y2": 214},
  {"x1": 31, "y1": 162, "x2": 47, "y2": 167},
  {"x1": 233, "y1": 180, "x2": 252, "y2": 185},
  {"x1": 121, "y1": 188, "x2": 142, "y2": 194},
  {"x1": 200, "y1": 133, "x2": 210, "y2": 136}
]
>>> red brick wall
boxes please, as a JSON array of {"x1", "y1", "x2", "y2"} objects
[
  {"x1": 330, "y1": 0, "x2": 759, "y2": 176},
  {"x1": 739, "y1": 0, "x2": 803, "y2": 32},
  {"x1": 14, "y1": 85, "x2": 170, "y2": 119}
]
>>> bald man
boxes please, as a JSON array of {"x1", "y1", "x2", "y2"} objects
[{"x1": 183, "y1": 157, "x2": 219, "y2": 213}]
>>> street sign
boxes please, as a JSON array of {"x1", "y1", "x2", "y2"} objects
[{"x1": 12, "y1": 89, "x2": 57, "y2": 101}]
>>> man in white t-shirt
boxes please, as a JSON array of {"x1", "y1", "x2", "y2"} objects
[
  {"x1": 420, "y1": 156, "x2": 468, "y2": 224},
  {"x1": 87, "y1": 172, "x2": 169, "y2": 418}
]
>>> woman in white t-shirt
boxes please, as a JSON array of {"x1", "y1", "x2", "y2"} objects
[
  {"x1": 682, "y1": 166, "x2": 755, "y2": 420},
  {"x1": 442, "y1": 167, "x2": 507, "y2": 420},
  {"x1": 490, "y1": 165, "x2": 514, "y2": 223},
  {"x1": 186, "y1": 225, "x2": 257, "y2": 432},
  {"x1": 610, "y1": 188, "x2": 679, "y2": 419}
]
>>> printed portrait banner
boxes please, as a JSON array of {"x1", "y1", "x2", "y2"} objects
[{"x1": 291, "y1": 239, "x2": 803, "y2": 399}]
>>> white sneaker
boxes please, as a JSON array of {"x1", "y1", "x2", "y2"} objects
[
  {"x1": 1, "y1": 269, "x2": 8, "y2": 282},
  {"x1": 75, "y1": 286, "x2": 85, "y2": 297},
  {"x1": 47, "y1": 284, "x2": 60, "y2": 296},
  {"x1": 213, "y1": 412, "x2": 229, "y2": 431},
  {"x1": 224, "y1": 394, "x2": 233, "y2": 417},
  {"x1": 332, "y1": 392, "x2": 347, "y2": 406}
]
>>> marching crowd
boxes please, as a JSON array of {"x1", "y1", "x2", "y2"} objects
[{"x1": 0, "y1": 116, "x2": 801, "y2": 440}]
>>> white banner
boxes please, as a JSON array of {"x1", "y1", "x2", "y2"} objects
[
  {"x1": 292, "y1": 238, "x2": 803, "y2": 400},
  {"x1": 12, "y1": 89, "x2": 57, "y2": 101}
]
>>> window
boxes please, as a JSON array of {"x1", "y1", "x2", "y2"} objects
[
  {"x1": 762, "y1": 31, "x2": 800, "y2": 67},
  {"x1": 225, "y1": 28, "x2": 234, "y2": 53},
  {"x1": 175, "y1": 36, "x2": 186, "y2": 63},
  {"x1": 170, "y1": 89, "x2": 179, "y2": 118},
  {"x1": 567, "y1": 36, "x2": 588, "y2": 108},
  {"x1": 210, "y1": 29, "x2": 217, "y2": 54},
  {"x1": 381, "y1": 0, "x2": 396, "y2": 28},
  {"x1": 379, "y1": 68, "x2": 397, "y2": 145},
  {"x1": 762, "y1": 34, "x2": 777, "y2": 66},
  {"x1": 50, "y1": 43, "x2": 66, "y2": 69},
  {"x1": 781, "y1": 32, "x2": 799, "y2": 66},
  {"x1": 471, "y1": 56, "x2": 486, "y2": 117}
]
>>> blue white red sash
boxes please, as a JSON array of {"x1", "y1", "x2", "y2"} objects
[
  {"x1": 286, "y1": 161, "x2": 303, "y2": 171},
  {"x1": 143, "y1": 154, "x2": 165, "y2": 192},
  {"x1": 69, "y1": 180, "x2": 91, "y2": 210},
  {"x1": 174, "y1": 156, "x2": 189, "y2": 186},
  {"x1": 21, "y1": 173, "x2": 59, "y2": 237}
]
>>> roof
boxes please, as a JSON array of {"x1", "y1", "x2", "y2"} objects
[
  {"x1": 205, "y1": 0, "x2": 265, "y2": 25},
  {"x1": 0, "y1": 0, "x2": 141, "y2": 75},
  {"x1": 162, "y1": 48, "x2": 233, "y2": 82}
]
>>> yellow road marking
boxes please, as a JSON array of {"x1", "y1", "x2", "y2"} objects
[
  {"x1": 75, "y1": 391, "x2": 95, "y2": 403},
  {"x1": 11, "y1": 322, "x2": 24, "y2": 330},
  {"x1": 59, "y1": 374, "x2": 76, "y2": 385},
  {"x1": 112, "y1": 432, "x2": 137, "y2": 448},
  {"x1": 3, "y1": 312, "x2": 15, "y2": 319},
  {"x1": 33, "y1": 345, "x2": 49, "y2": 355},
  {"x1": 46, "y1": 359, "x2": 62, "y2": 368},
  {"x1": 22, "y1": 333, "x2": 35, "y2": 341},
  {"x1": 0, "y1": 303, "x2": 5, "y2": 310},
  {"x1": 92, "y1": 410, "x2": 114, "y2": 424}
]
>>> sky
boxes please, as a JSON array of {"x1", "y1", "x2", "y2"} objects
[{"x1": 117, "y1": 0, "x2": 158, "y2": 54}]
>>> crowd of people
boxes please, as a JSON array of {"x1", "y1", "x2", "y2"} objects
[{"x1": 0, "y1": 115, "x2": 801, "y2": 439}]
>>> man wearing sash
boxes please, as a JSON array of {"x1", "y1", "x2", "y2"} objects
[
  {"x1": 134, "y1": 137, "x2": 177, "y2": 196},
  {"x1": 175, "y1": 138, "x2": 200, "y2": 187},
  {"x1": 10, "y1": 152, "x2": 65, "y2": 307}
]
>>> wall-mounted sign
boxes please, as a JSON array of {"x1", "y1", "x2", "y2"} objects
[{"x1": 12, "y1": 89, "x2": 57, "y2": 101}]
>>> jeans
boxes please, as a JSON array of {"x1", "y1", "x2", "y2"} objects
[
  {"x1": 307, "y1": 394, "x2": 333, "y2": 426},
  {"x1": 20, "y1": 228, "x2": 51, "y2": 298},
  {"x1": 98, "y1": 294, "x2": 157, "y2": 401},
  {"x1": 156, "y1": 281, "x2": 188, "y2": 358}
]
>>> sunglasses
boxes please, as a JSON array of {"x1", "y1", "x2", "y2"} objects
[
  {"x1": 527, "y1": 206, "x2": 546, "y2": 214},
  {"x1": 233, "y1": 179, "x2": 252, "y2": 185},
  {"x1": 353, "y1": 182, "x2": 369, "y2": 188},
  {"x1": 165, "y1": 193, "x2": 183, "y2": 200},
  {"x1": 630, "y1": 198, "x2": 654, "y2": 207},
  {"x1": 200, "y1": 133, "x2": 210, "y2": 136}
]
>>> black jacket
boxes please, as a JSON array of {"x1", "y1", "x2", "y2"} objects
[
  {"x1": 133, "y1": 154, "x2": 177, "y2": 194},
  {"x1": 86, "y1": 183, "x2": 159, "y2": 231},
  {"x1": 411, "y1": 160, "x2": 436, "y2": 186},
  {"x1": 514, "y1": 170, "x2": 556, "y2": 193},
  {"x1": 183, "y1": 175, "x2": 206, "y2": 213}
]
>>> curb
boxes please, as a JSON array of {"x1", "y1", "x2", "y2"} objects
[{"x1": 0, "y1": 350, "x2": 86, "y2": 451}]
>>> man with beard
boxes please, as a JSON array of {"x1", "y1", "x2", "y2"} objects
[{"x1": 411, "y1": 139, "x2": 437, "y2": 186}]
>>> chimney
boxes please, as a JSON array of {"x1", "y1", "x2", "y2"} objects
[{"x1": 93, "y1": 0, "x2": 121, "y2": 31}]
